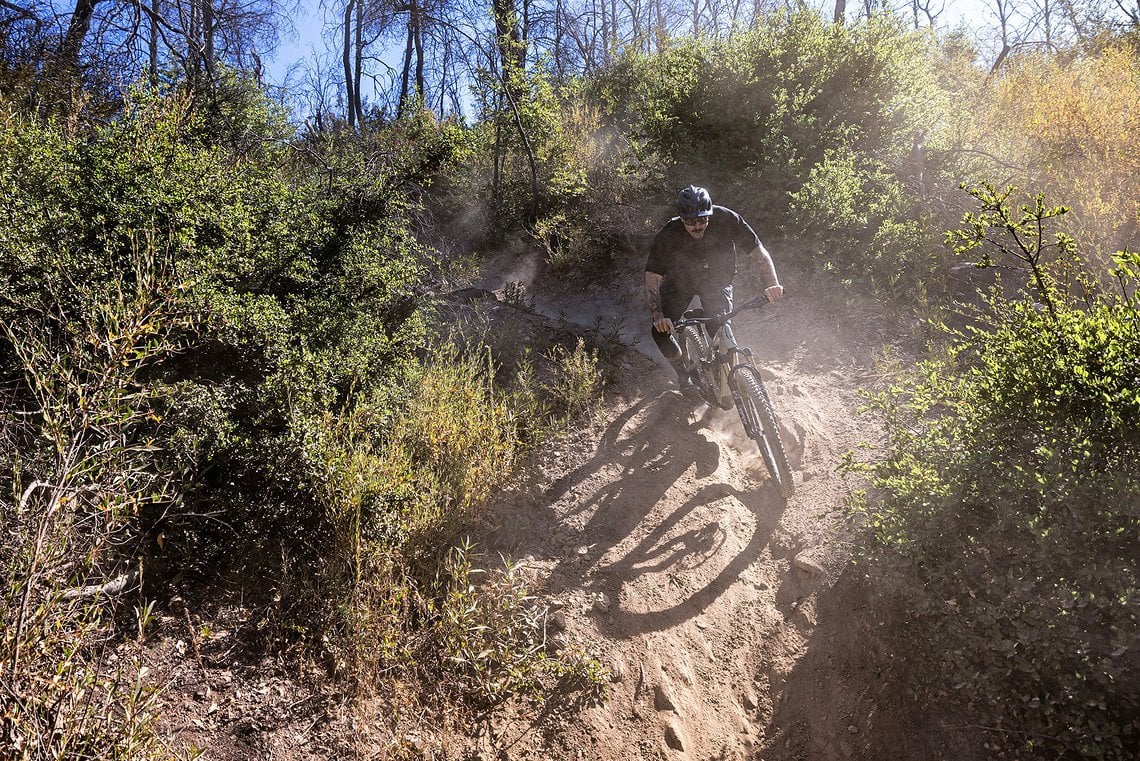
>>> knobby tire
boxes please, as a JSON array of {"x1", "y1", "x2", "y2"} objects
[
  {"x1": 680, "y1": 326, "x2": 718, "y2": 407},
  {"x1": 735, "y1": 367, "x2": 795, "y2": 499}
]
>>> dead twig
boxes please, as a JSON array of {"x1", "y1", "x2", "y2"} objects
[{"x1": 183, "y1": 607, "x2": 211, "y2": 698}]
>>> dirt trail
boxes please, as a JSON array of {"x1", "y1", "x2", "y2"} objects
[{"x1": 473, "y1": 263, "x2": 952, "y2": 760}]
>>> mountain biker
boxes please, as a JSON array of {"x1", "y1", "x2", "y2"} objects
[{"x1": 645, "y1": 185, "x2": 785, "y2": 395}]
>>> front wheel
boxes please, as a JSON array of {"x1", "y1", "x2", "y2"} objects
[
  {"x1": 734, "y1": 367, "x2": 795, "y2": 499},
  {"x1": 680, "y1": 326, "x2": 718, "y2": 406}
]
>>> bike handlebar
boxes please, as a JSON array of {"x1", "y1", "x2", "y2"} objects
[{"x1": 673, "y1": 296, "x2": 771, "y2": 328}]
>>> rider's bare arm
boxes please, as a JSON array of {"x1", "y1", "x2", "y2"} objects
[
  {"x1": 645, "y1": 271, "x2": 674, "y2": 333},
  {"x1": 746, "y1": 244, "x2": 785, "y2": 302}
]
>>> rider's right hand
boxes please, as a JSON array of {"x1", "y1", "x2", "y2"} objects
[{"x1": 653, "y1": 316, "x2": 675, "y2": 334}]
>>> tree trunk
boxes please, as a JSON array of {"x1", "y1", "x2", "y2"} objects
[
  {"x1": 203, "y1": 0, "x2": 215, "y2": 81},
  {"x1": 188, "y1": 0, "x2": 199, "y2": 79},
  {"x1": 492, "y1": 115, "x2": 503, "y2": 201},
  {"x1": 500, "y1": 83, "x2": 540, "y2": 222},
  {"x1": 488, "y1": 0, "x2": 540, "y2": 220},
  {"x1": 989, "y1": 0, "x2": 1014, "y2": 73},
  {"x1": 609, "y1": 0, "x2": 617, "y2": 59},
  {"x1": 354, "y1": 0, "x2": 364, "y2": 123},
  {"x1": 343, "y1": 0, "x2": 355, "y2": 128},
  {"x1": 61, "y1": 0, "x2": 100, "y2": 71},
  {"x1": 439, "y1": 53, "x2": 447, "y2": 114},
  {"x1": 1043, "y1": 0, "x2": 1053, "y2": 51},
  {"x1": 149, "y1": 0, "x2": 159, "y2": 83},
  {"x1": 990, "y1": 41, "x2": 1011, "y2": 74},
  {"x1": 553, "y1": 0, "x2": 565, "y2": 74},
  {"x1": 398, "y1": 14, "x2": 414, "y2": 118},
  {"x1": 833, "y1": 0, "x2": 845, "y2": 23},
  {"x1": 492, "y1": 0, "x2": 525, "y2": 83},
  {"x1": 600, "y1": 0, "x2": 608, "y2": 61},
  {"x1": 414, "y1": 0, "x2": 424, "y2": 102}
]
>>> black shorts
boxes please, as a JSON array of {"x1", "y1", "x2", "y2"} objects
[{"x1": 651, "y1": 280, "x2": 733, "y2": 360}]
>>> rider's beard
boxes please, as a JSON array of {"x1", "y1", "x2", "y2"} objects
[{"x1": 686, "y1": 228, "x2": 707, "y2": 240}]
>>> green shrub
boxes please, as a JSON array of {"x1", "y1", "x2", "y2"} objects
[
  {"x1": 542, "y1": 337, "x2": 604, "y2": 424},
  {"x1": 788, "y1": 146, "x2": 946, "y2": 303},
  {"x1": 0, "y1": 239, "x2": 197, "y2": 760},
  {"x1": 434, "y1": 542, "x2": 608, "y2": 712},
  {"x1": 601, "y1": 14, "x2": 943, "y2": 220},
  {"x1": 461, "y1": 68, "x2": 636, "y2": 282},
  {"x1": 0, "y1": 607, "x2": 176, "y2": 760},
  {"x1": 0, "y1": 78, "x2": 435, "y2": 654},
  {"x1": 567, "y1": 12, "x2": 958, "y2": 305},
  {"x1": 0, "y1": 76, "x2": 609, "y2": 755},
  {"x1": 849, "y1": 191, "x2": 1140, "y2": 759},
  {"x1": 294, "y1": 342, "x2": 607, "y2": 735}
]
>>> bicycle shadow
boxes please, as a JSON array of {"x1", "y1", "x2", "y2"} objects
[
  {"x1": 533, "y1": 386, "x2": 786, "y2": 638},
  {"x1": 590, "y1": 481, "x2": 780, "y2": 639}
]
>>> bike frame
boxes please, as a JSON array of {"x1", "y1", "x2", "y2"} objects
[
  {"x1": 678, "y1": 298, "x2": 766, "y2": 411},
  {"x1": 674, "y1": 296, "x2": 796, "y2": 499}
]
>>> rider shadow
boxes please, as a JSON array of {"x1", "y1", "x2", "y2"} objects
[
  {"x1": 607, "y1": 482, "x2": 731, "y2": 577},
  {"x1": 482, "y1": 392, "x2": 697, "y2": 569},
  {"x1": 544, "y1": 391, "x2": 721, "y2": 542}
]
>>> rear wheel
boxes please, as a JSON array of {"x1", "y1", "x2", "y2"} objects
[
  {"x1": 680, "y1": 326, "x2": 718, "y2": 406},
  {"x1": 735, "y1": 367, "x2": 795, "y2": 499}
]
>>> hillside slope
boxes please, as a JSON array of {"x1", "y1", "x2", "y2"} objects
[{"x1": 145, "y1": 256, "x2": 984, "y2": 759}]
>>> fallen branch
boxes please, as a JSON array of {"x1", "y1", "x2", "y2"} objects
[{"x1": 61, "y1": 569, "x2": 140, "y2": 601}]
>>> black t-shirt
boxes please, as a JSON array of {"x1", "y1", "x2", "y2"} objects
[{"x1": 645, "y1": 205, "x2": 762, "y2": 289}]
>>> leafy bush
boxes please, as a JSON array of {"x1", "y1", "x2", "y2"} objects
[
  {"x1": 0, "y1": 240, "x2": 195, "y2": 760},
  {"x1": 434, "y1": 542, "x2": 608, "y2": 715},
  {"x1": 0, "y1": 85, "x2": 459, "y2": 753},
  {"x1": 576, "y1": 12, "x2": 958, "y2": 306},
  {"x1": 788, "y1": 146, "x2": 946, "y2": 303},
  {"x1": 0, "y1": 608, "x2": 172, "y2": 760},
  {"x1": 461, "y1": 68, "x2": 640, "y2": 282},
  {"x1": 849, "y1": 189, "x2": 1140, "y2": 759},
  {"x1": 603, "y1": 14, "x2": 944, "y2": 222},
  {"x1": 470, "y1": 66, "x2": 574, "y2": 228},
  {"x1": 542, "y1": 337, "x2": 604, "y2": 424}
]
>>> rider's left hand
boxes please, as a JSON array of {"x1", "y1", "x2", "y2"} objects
[{"x1": 765, "y1": 285, "x2": 785, "y2": 302}]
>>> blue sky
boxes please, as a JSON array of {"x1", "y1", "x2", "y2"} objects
[
  {"x1": 264, "y1": 0, "x2": 327, "y2": 87},
  {"x1": 262, "y1": 0, "x2": 993, "y2": 90}
]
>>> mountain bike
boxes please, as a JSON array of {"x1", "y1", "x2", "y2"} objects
[{"x1": 673, "y1": 297, "x2": 796, "y2": 499}]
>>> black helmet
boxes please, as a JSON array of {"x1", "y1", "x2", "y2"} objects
[{"x1": 677, "y1": 185, "x2": 713, "y2": 219}]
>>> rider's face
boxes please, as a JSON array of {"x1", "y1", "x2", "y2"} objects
[{"x1": 682, "y1": 216, "x2": 709, "y2": 239}]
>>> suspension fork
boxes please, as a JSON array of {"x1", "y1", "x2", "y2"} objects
[{"x1": 707, "y1": 341, "x2": 752, "y2": 410}]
